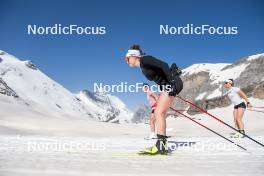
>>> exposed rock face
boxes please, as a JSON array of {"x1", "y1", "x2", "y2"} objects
[
  {"x1": 173, "y1": 71, "x2": 212, "y2": 110},
  {"x1": 0, "y1": 78, "x2": 19, "y2": 98},
  {"x1": 24, "y1": 60, "x2": 38, "y2": 70},
  {"x1": 0, "y1": 52, "x2": 18, "y2": 97},
  {"x1": 173, "y1": 54, "x2": 264, "y2": 115},
  {"x1": 241, "y1": 81, "x2": 264, "y2": 99}
]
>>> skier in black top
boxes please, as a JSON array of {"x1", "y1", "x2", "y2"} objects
[{"x1": 125, "y1": 44, "x2": 183, "y2": 155}]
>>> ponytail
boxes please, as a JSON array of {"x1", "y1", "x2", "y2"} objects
[{"x1": 130, "y1": 44, "x2": 143, "y2": 55}]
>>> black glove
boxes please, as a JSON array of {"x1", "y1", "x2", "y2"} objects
[
  {"x1": 246, "y1": 102, "x2": 252, "y2": 108},
  {"x1": 170, "y1": 63, "x2": 182, "y2": 76}
]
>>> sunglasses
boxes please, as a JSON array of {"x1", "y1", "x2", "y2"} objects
[{"x1": 224, "y1": 82, "x2": 232, "y2": 85}]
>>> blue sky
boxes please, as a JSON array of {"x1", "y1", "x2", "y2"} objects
[{"x1": 0, "y1": 0, "x2": 263, "y2": 110}]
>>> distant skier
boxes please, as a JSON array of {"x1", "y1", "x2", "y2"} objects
[
  {"x1": 142, "y1": 83, "x2": 159, "y2": 140},
  {"x1": 125, "y1": 44, "x2": 183, "y2": 155},
  {"x1": 223, "y1": 79, "x2": 252, "y2": 138}
]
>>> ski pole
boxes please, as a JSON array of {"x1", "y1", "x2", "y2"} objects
[
  {"x1": 247, "y1": 109, "x2": 264, "y2": 113},
  {"x1": 170, "y1": 107, "x2": 247, "y2": 151},
  {"x1": 251, "y1": 106, "x2": 264, "y2": 109},
  {"x1": 177, "y1": 96, "x2": 264, "y2": 148},
  {"x1": 172, "y1": 109, "x2": 201, "y2": 112}
]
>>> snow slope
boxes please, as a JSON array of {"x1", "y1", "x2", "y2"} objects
[
  {"x1": 0, "y1": 50, "x2": 132, "y2": 123},
  {"x1": 0, "y1": 50, "x2": 92, "y2": 117},
  {"x1": 0, "y1": 135, "x2": 263, "y2": 176},
  {"x1": 182, "y1": 63, "x2": 230, "y2": 76},
  {"x1": 0, "y1": 96, "x2": 263, "y2": 176}
]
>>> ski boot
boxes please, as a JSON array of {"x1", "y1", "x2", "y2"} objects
[
  {"x1": 231, "y1": 130, "x2": 245, "y2": 138},
  {"x1": 139, "y1": 134, "x2": 169, "y2": 155}
]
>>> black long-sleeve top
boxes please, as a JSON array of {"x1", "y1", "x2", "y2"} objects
[{"x1": 140, "y1": 55, "x2": 172, "y2": 85}]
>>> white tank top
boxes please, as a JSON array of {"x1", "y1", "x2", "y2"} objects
[{"x1": 226, "y1": 87, "x2": 244, "y2": 106}]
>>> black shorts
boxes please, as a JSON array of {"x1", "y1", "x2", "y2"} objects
[
  {"x1": 234, "y1": 102, "x2": 246, "y2": 109},
  {"x1": 158, "y1": 76, "x2": 183, "y2": 97},
  {"x1": 170, "y1": 76, "x2": 183, "y2": 97}
]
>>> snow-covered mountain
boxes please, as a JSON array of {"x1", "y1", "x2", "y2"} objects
[
  {"x1": 174, "y1": 53, "x2": 264, "y2": 114},
  {"x1": 76, "y1": 90, "x2": 132, "y2": 123},
  {"x1": 0, "y1": 50, "x2": 132, "y2": 122},
  {"x1": 131, "y1": 104, "x2": 151, "y2": 123}
]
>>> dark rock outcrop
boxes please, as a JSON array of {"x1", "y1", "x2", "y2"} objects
[
  {"x1": 25, "y1": 60, "x2": 38, "y2": 70},
  {"x1": 0, "y1": 78, "x2": 19, "y2": 98}
]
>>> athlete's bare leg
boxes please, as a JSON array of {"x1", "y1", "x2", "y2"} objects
[
  {"x1": 236, "y1": 108, "x2": 245, "y2": 130},
  {"x1": 155, "y1": 91, "x2": 175, "y2": 135},
  {"x1": 149, "y1": 112, "x2": 156, "y2": 133},
  {"x1": 233, "y1": 109, "x2": 239, "y2": 129}
]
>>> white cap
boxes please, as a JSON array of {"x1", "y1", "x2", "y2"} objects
[
  {"x1": 126, "y1": 49, "x2": 141, "y2": 57},
  {"x1": 224, "y1": 79, "x2": 233, "y2": 84}
]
